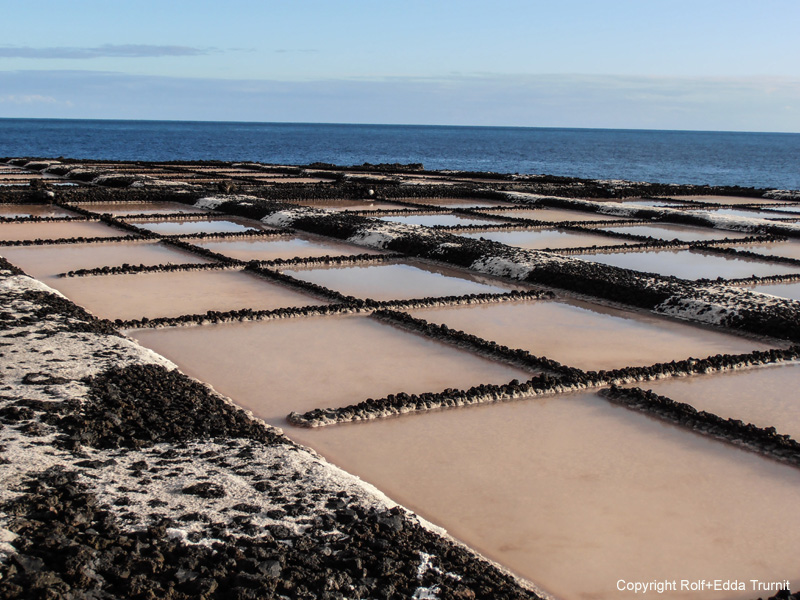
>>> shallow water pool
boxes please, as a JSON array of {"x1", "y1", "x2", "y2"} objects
[{"x1": 409, "y1": 299, "x2": 776, "y2": 371}]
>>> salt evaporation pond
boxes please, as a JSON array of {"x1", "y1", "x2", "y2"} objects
[
  {"x1": 575, "y1": 248, "x2": 800, "y2": 280},
  {"x1": 763, "y1": 204, "x2": 800, "y2": 215},
  {"x1": 658, "y1": 195, "x2": 789, "y2": 205},
  {"x1": 690, "y1": 207, "x2": 797, "y2": 220},
  {"x1": 401, "y1": 197, "x2": 516, "y2": 209},
  {"x1": 409, "y1": 299, "x2": 776, "y2": 371},
  {"x1": 296, "y1": 391, "x2": 800, "y2": 600},
  {"x1": 0, "y1": 240, "x2": 210, "y2": 285},
  {"x1": 748, "y1": 281, "x2": 800, "y2": 302},
  {"x1": 600, "y1": 223, "x2": 750, "y2": 242},
  {"x1": 259, "y1": 176, "x2": 333, "y2": 184},
  {"x1": 0, "y1": 220, "x2": 128, "y2": 242},
  {"x1": 631, "y1": 361, "x2": 800, "y2": 439},
  {"x1": 73, "y1": 201, "x2": 210, "y2": 215},
  {"x1": 460, "y1": 228, "x2": 628, "y2": 250},
  {"x1": 0, "y1": 173, "x2": 41, "y2": 181},
  {"x1": 282, "y1": 261, "x2": 519, "y2": 300},
  {"x1": 195, "y1": 233, "x2": 382, "y2": 261},
  {"x1": 481, "y1": 207, "x2": 632, "y2": 222},
  {"x1": 286, "y1": 199, "x2": 408, "y2": 212},
  {"x1": 615, "y1": 199, "x2": 687, "y2": 208},
  {"x1": 127, "y1": 216, "x2": 269, "y2": 235},
  {"x1": 0, "y1": 204, "x2": 78, "y2": 218},
  {"x1": 46, "y1": 269, "x2": 327, "y2": 320},
  {"x1": 730, "y1": 241, "x2": 800, "y2": 261},
  {"x1": 127, "y1": 314, "x2": 532, "y2": 427},
  {"x1": 379, "y1": 213, "x2": 509, "y2": 228}
]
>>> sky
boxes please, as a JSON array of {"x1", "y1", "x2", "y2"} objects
[{"x1": 1, "y1": 0, "x2": 799, "y2": 132}]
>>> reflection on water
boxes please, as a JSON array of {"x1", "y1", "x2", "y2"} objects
[
  {"x1": 690, "y1": 207, "x2": 796, "y2": 220},
  {"x1": 749, "y1": 281, "x2": 800, "y2": 302},
  {"x1": 0, "y1": 220, "x2": 127, "y2": 242},
  {"x1": 380, "y1": 214, "x2": 509, "y2": 227},
  {"x1": 576, "y1": 248, "x2": 800, "y2": 280},
  {"x1": 409, "y1": 299, "x2": 775, "y2": 371},
  {"x1": 657, "y1": 195, "x2": 789, "y2": 205},
  {"x1": 0, "y1": 204, "x2": 77, "y2": 218},
  {"x1": 129, "y1": 217, "x2": 268, "y2": 235},
  {"x1": 403, "y1": 197, "x2": 516, "y2": 209},
  {"x1": 483, "y1": 207, "x2": 631, "y2": 222},
  {"x1": 601, "y1": 223, "x2": 750, "y2": 242},
  {"x1": 287, "y1": 199, "x2": 407, "y2": 212},
  {"x1": 196, "y1": 234, "x2": 382, "y2": 261},
  {"x1": 461, "y1": 228, "x2": 624, "y2": 249},
  {"x1": 731, "y1": 242, "x2": 800, "y2": 261},
  {"x1": 283, "y1": 262, "x2": 520, "y2": 300},
  {"x1": 617, "y1": 199, "x2": 686, "y2": 208},
  {"x1": 74, "y1": 201, "x2": 209, "y2": 215}
]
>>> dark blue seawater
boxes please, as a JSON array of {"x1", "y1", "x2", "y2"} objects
[{"x1": 1, "y1": 118, "x2": 799, "y2": 189}]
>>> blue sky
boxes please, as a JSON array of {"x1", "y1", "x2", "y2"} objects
[{"x1": 1, "y1": 0, "x2": 799, "y2": 131}]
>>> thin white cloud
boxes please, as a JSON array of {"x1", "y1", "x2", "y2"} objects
[
  {"x1": 0, "y1": 44, "x2": 215, "y2": 59},
  {"x1": 0, "y1": 70, "x2": 797, "y2": 132},
  {"x1": 0, "y1": 93, "x2": 66, "y2": 105}
]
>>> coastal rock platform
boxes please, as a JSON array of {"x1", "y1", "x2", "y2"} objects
[{"x1": 2, "y1": 158, "x2": 800, "y2": 600}]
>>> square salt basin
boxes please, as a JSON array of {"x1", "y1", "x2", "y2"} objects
[
  {"x1": 0, "y1": 240, "x2": 210, "y2": 284},
  {"x1": 263, "y1": 177, "x2": 333, "y2": 184},
  {"x1": 73, "y1": 201, "x2": 209, "y2": 216},
  {"x1": 408, "y1": 299, "x2": 776, "y2": 372},
  {"x1": 460, "y1": 228, "x2": 625, "y2": 250},
  {"x1": 618, "y1": 199, "x2": 688, "y2": 208},
  {"x1": 379, "y1": 213, "x2": 510, "y2": 228},
  {"x1": 763, "y1": 203, "x2": 800, "y2": 214},
  {"x1": 285, "y1": 199, "x2": 407, "y2": 212},
  {"x1": 126, "y1": 314, "x2": 531, "y2": 428},
  {"x1": 600, "y1": 223, "x2": 751, "y2": 242},
  {"x1": 730, "y1": 241, "x2": 800, "y2": 261},
  {"x1": 50, "y1": 269, "x2": 326, "y2": 321},
  {"x1": 0, "y1": 204, "x2": 78, "y2": 219},
  {"x1": 127, "y1": 216, "x2": 269, "y2": 236},
  {"x1": 194, "y1": 233, "x2": 382, "y2": 262},
  {"x1": 0, "y1": 174, "x2": 40, "y2": 180},
  {"x1": 689, "y1": 207, "x2": 798, "y2": 221},
  {"x1": 0, "y1": 220, "x2": 128, "y2": 242},
  {"x1": 575, "y1": 248, "x2": 800, "y2": 280},
  {"x1": 657, "y1": 195, "x2": 790, "y2": 205},
  {"x1": 747, "y1": 281, "x2": 800, "y2": 302},
  {"x1": 631, "y1": 361, "x2": 800, "y2": 439},
  {"x1": 298, "y1": 391, "x2": 800, "y2": 600},
  {"x1": 481, "y1": 207, "x2": 633, "y2": 223},
  {"x1": 402, "y1": 197, "x2": 516, "y2": 209},
  {"x1": 282, "y1": 261, "x2": 521, "y2": 301}
]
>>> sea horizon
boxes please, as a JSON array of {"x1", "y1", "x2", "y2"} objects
[
  {"x1": 2, "y1": 118, "x2": 799, "y2": 189},
  {"x1": 3, "y1": 116, "x2": 799, "y2": 136}
]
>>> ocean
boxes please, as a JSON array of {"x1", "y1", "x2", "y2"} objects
[{"x1": 1, "y1": 118, "x2": 798, "y2": 190}]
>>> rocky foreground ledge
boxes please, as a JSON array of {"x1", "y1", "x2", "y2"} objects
[{"x1": 0, "y1": 258, "x2": 544, "y2": 600}]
